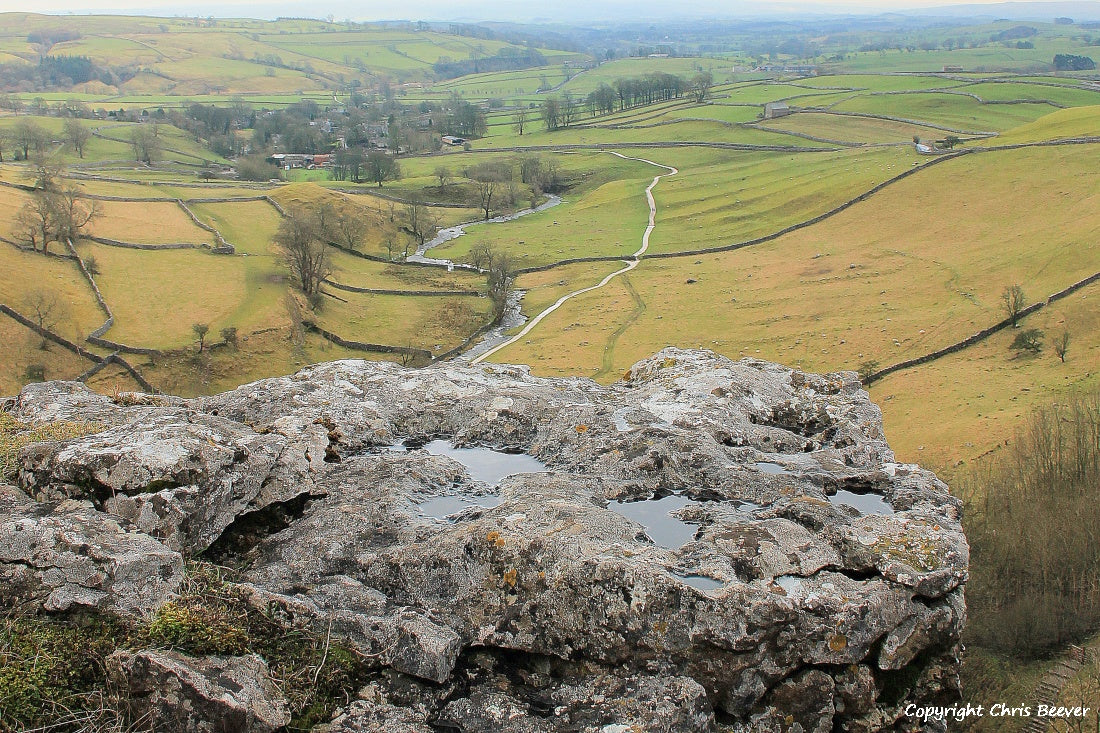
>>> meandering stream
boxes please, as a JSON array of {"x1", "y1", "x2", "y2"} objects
[
  {"x1": 470, "y1": 152, "x2": 677, "y2": 365},
  {"x1": 407, "y1": 194, "x2": 563, "y2": 269}
]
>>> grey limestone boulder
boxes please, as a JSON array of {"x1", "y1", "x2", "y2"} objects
[
  {"x1": 0, "y1": 484, "x2": 182, "y2": 616},
  {"x1": 107, "y1": 649, "x2": 290, "y2": 733},
  {"x1": 3, "y1": 348, "x2": 968, "y2": 731}
]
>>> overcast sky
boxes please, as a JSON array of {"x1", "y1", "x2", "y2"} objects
[{"x1": 2, "y1": 0, "x2": 1095, "y2": 21}]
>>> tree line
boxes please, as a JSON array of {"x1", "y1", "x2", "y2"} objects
[{"x1": 533, "y1": 71, "x2": 712, "y2": 131}]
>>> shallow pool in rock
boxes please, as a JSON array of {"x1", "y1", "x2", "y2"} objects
[
  {"x1": 611, "y1": 494, "x2": 699, "y2": 548},
  {"x1": 393, "y1": 440, "x2": 548, "y2": 485},
  {"x1": 404, "y1": 440, "x2": 548, "y2": 520},
  {"x1": 829, "y1": 489, "x2": 894, "y2": 515},
  {"x1": 419, "y1": 494, "x2": 504, "y2": 520},
  {"x1": 610, "y1": 494, "x2": 758, "y2": 549}
]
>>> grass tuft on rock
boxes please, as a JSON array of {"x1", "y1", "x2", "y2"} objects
[
  {"x1": 0, "y1": 414, "x2": 104, "y2": 482},
  {"x1": 0, "y1": 562, "x2": 371, "y2": 732}
]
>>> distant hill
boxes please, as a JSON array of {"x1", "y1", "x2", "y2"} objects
[{"x1": 896, "y1": 1, "x2": 1100, "y2": 21}]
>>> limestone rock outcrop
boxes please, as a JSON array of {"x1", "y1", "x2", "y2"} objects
[
  {"x1": 107, "y1": 650, "x2": 290, "y2": 732},
  {"x1": 0, "y1": 484, "x2": 182, "y2": 616},
  {"x1": 2, "y1": 348, "x2": 968, "y2": 731}
]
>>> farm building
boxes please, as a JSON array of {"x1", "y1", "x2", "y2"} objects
[{"x1": 763, "y1": 102, "x2": 791, "y2": 119}]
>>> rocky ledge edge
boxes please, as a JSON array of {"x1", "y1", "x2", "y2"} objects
[{"x1": 1, "y1": 348, "x2": 967, "y2": 732}]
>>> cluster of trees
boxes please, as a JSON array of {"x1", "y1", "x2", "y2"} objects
[
  {"x1": 274, "y1": 202, "x2": 374, "y2": 301},
  {"x1": 439, "y1": 99, "x2": 487, "y2": 138},
  {"x1": 0, "y1": 55, "x2": 135, "y2": 93},
  {"x1": 27, "y1": 28, "x2": 82, "y2": 49},
  {"x1": 14, "y1": 160, "x2": 101, "y2": 255},
  {"x1": 961, "y1": 387, "x2": 1100, "y2": 657},
  {"x1": 467, "y1": 242, "x2": 515, "y2": 319},
  {"x1": 1054, "y1": 53, "x2": 1097, "y2": 70},
  {"x1": 329, "y1": 149, "x2": 401, "y2": 186},
  {"x1": 0, "y1": 119, "x2": 52, "y2": 162},
  {"x1": 184, "y1": 93, "x2": 490, "y2": 182},
  {"x1": 0, "y1": 114, "x2": 161, "y2": 165}
]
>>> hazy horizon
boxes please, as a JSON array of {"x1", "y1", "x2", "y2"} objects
[{"x1": 9, "y1": 0, "x2": 1100, "y2": 22}]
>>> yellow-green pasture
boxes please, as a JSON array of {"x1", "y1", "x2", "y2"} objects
[
  {"x1": 316, "y1": 290, "x2": 495, "y2": 356},
  {"x1": 86, "y1": 200, "x2": 214, "y2": 245},
  {"x1": 0, "y1": 238, "x2": 107, "y2": 341},
  {"x1": 430, "y1": 179, "x2": 654, "y2": 268},
  {"x1": 874, "y1": 287, "x2": 1098, "y2": 474},
  {"x1": 76, "y1": 241, "x2": 284, "y2": 349},
  {"x1": 483, "y1": 144, "x2": 1100, "y2": 476},
  {"x1": 645, "y1": 145, "x2": 919, "y2": 253},
  {"x1": 188, "y1": 199, "x2": 282, "y2": 256},
  {"x1": 759, "y1": 112, "x2": 954, "y2": 144},
  {"x1": 993, "y1": 104, "x2": 1100, "y2": 144}
]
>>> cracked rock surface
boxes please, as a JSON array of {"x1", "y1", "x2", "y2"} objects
[{"x1": 3, "y1": 348, "x2": 967, "y2": 731}]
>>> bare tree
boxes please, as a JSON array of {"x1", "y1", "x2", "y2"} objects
[
  {"x1": 1053, "y1": 330, "x2": 1070, "y2": 363},
  {"x1": 404, "y1": 194, "x2": 439, "y2": 247},
  {"x1": 1002, "y1": 284, "x2": 1026, "y2": 327},
  {"x1": 468, "y1": 242, "x2": 494, "y2": 271},
  {"x1": 275, "y1": 208, "x2": 332, "y2": 299},
  {"x1": 487, "y1": 251, "x2": 514, "y2": 319},
  {"x1": 467, "y1": 162, "x2": 510, "y2": 220},
  {"x1": 30, "y1": 155, "x2": 65, "y2": 192},
  {"x1": 365, "y1": 151, "x2": 400, "y2": 187},
  {"x1": 63, "y1": 118, "x2": 91, "y2": 158},
  {"x1": 513, "y1": 107, "x2": 528, "y2": 136},
  {"x1": 12, "y1": 120, "x2": 48, "y2": 160},
  {"x1": 22, "y1": 289, "x2": 68, "y2": 349},
  {"x1": 434, "y1": 165, "x2": 451, "y2": 189},
  {"x1": 334, "y1": 208, "x2": 369, "y2": 251},
  {"x1": 130, "y1": 126, "x2": 161, "y2": 163},
  {"x1": 15, "y1": 196, "x2": 55, "y2": 253},
  {"x1": 690, "y1": 71, "x2": 714, "y2": 104},
  {"x1": 50, "y1": 186, "x2": 101, "y2": 244}
]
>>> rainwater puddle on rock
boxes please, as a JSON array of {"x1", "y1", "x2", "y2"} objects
[
  {"x1": 418, "y1": 494, "x2": 503, "y2": 520},
  {"x1": 829, "y1": 489, "x2": 894, "y2": 515},
  {"x1": 610, "y1": 494, "x2": 701, "y2": 549},
  {"x1": 394, "y1": 440, "x2": 548, "y2": 485},
  {"x1": 670, "y1": 572, "x2": 726, "y2": 591},
  {"x1": 404, "y1": 440, "x2": 547, "y2": 521},
  {"x1": 608, "y1": 495, "x2": 759, "y2": 549},
  {"x1": 755, "y1": 461, "x2": 792, "y2": 475}
]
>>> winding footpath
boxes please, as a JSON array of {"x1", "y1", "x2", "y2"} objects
[{"x1": 471, "y1": 152, "x2": 676, "y2": 365}]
